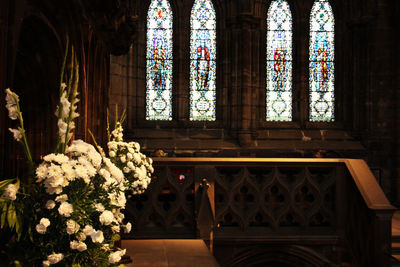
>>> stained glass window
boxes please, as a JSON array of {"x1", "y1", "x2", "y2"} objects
[
  {"x1": 190, "y1": 0, "x2": 216, "y2": 121},
  {"x1": 146, "y1": 0, "x2": 173, "y2": 120},
  {"x1": 266, "y1": 0, "x2": 293, "y2": 122},
  {"x1": 309, "y1": 0, "x2": 335, "y2": 122}
]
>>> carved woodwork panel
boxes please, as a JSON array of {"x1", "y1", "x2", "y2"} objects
[
  {"x1": 214, "y1": 165, "x2": 336, "y2": 232},
  {"x1": 125, "y1": 166, "x2": 196, "y2": 238}
]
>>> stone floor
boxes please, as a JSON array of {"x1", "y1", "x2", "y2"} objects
[
  {"x1": 393, "y1": 211, "x2": 400, "y2": 264},
  {"x1": 120, "y1": 215, "x2": 400, "y2": 266},
  {"x1": 121, "y1": 239, "x2": 220, "y2": 267}
]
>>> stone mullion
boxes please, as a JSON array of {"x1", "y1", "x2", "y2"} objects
[{"x1": 237, "y1": 15, "x2": 255, "y2": 146}]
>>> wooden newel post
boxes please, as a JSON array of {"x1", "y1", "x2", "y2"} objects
[{"x1": 196, "y1": 178, "x2": 215, "y2": 252}]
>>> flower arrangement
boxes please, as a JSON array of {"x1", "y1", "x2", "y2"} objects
[{"x1": 0, "y1": 43, "x2": 153, "y2": 266}]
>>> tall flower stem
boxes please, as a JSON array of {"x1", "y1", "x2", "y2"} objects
[{"x1": 13, "y1": 94, "x2": 34, "y2": 172}]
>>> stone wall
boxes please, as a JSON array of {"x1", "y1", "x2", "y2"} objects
[{"x1": 109, "y1": 0, "x2": 399, "y2": 202}]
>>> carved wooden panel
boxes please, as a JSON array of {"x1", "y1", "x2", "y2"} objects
[
  {"x1": 215, "y1": 166, "x2": 336, "y2": 231},
  {"x1": 125, "y1": 166, "x2": 196, "y2": 238}
]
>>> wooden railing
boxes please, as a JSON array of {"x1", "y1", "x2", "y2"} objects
[{"x1": 125, "y1": 158, "x2": 395, "y2": 267}]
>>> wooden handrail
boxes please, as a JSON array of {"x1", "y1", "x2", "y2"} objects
[{"x1": 153, "y1": 157, "x2": 395, "y2": 212}]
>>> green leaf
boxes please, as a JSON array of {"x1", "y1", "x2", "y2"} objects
[
  {"x1": 112, "y1": 233, "x2": 120, "y2": 242},
  {"x1": 7, "y1": 203, "x2": 16, "y2": 229},
  {"x1": 15, "y1": 213, "x2": 22, "y2": 240},
  {"x1": 0, "y1": 178, "x2": 15, "y2": 190},
  {"x1": 1, "y1": 203, "x2": 7, "y2": 228}
]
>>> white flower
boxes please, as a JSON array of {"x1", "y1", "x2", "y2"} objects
[
  {"x1": 66, "y1": 219, "x2": 80, "y2": 235},
  {"x1": 75, "y1": 165, "x2": 89, "y2": 181},
  {"x1": 133, "y1": 153, "x2": 141, "y2": 164},
  {"x1": 108, "y1": 249, "x2": 126, "y2": 264},
  {"x1": 95, "y1": 203, "x2": 105, "y2": 212},
  {"x1": 90, "y1": 230, "x2": 104, "y2": 243},
  {"x1": 77, "y1": 232, "x2": 86, "y2": 241},
  {"x1": 36, "y1": 224, "x2": 47, "y2": 234},
  {"x1": 8, "y1": 128, "x2": 22, "y2": 141},
  {"x1": 127, "y1": 161, "x2": 134, "y2": 169},
  {"x1": 123, "y1": 167, "x2": 130, "y2": 173},
  {"x1": 58, "y1": 202, "x2": 73, "y2": 217},
  {"x1": 42, "y1": 260, "x2": 50, "y2": 267},
  {"x1": 35, "y1": 164, "x2": 48, "y2": 182},
  {"x1": 83, "y1": 225, "x2": 95, "y2": 236},
  {"x1": 61, "y1": 83, "x2": 67, "y2": 90},
  {"x1": 5, "y1": 88, "x2": 19, "y2": 120},
  {"x1": 109, "y1": 151, "x2": 116, "y2": 157},
  {"x1": 76, "y1": 241, "x2": 87, "y2": 252},
  {"x1": 120, "y1": 155, "x2": 126, "y2": 163},
  {"x1": 111, "y1": 224, "x2": 120, "y2": 233},
  {"x1": 40, "y1": 218, "x2": 50, "y2": 227},
  {"x1": 45, "y1": 200, "x2": 56, "y2": 209},
  {"x1": 99, "y1": 210, "x2": 114, "y2": 225},
  {"x1": 55, "y1": 194, "x2": 68, "y2": 203},
  {"x1": 47, "y1": 253, "x2": 64, "y2": 264},
  {"x1": 125, "y1": 222, "x2": 132, "y2": 233},
  {"x1": 70, "y1": 240, "x2": 79, "y2": 250},
  {"x1": 4, "y1": 184, "x2": 17, "y2": 201}
]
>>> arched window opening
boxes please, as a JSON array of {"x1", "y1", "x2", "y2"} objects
[
  {"x1": 309, "y1": 0, "x2": 335, "y2": 122},
  {"x1": 266, "y1": 0, "x2": 293, "y2": 122},
  {"x1": 146, "y1": 0, "x2": 173, "y2": 121},
  {"x1": 190, "y1": 0, "x2": 217, "y2": 121}
]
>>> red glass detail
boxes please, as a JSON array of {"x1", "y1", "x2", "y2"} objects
[{"x1": 177, "y1": 174, "x2": 185, "y2": 184}]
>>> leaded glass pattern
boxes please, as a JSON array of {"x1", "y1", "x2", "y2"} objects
[
  {"x1": 309, "y1": 0, "x2": 335, "y2": 122},
  {"x1": 266, "y1": 0, "x2": 293, "y2": 122},
  {"x1": 146, "y1": 0, "x2": 173, "y2": 120},
  {"x1": 190, "y1": 0, "x2": 216, "y2": 121}
]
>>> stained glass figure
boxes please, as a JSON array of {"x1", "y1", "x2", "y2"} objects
[
  {"x1": 266, "y1": 0, "x2": 293, "y2": 121},
  {"x1": 146, "y1": 0, "x2": 173, "y2": 120},
  {"x1": 309, "y1": 0, "x2": 335, "y2": 122},
  {"x1": 190, "y1": 0, "x2": 216, "y2": 121}
]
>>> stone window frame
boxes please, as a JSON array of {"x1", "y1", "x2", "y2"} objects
[{"x1": 258, "y1": 0, "x2": 343, "y2": 130}]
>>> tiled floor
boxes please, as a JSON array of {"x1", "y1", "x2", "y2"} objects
[{"x1": 121, "y1": 239, "x2": 220, "y2": 267}]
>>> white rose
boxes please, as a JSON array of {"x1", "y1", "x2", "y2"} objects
[
  {"x1": 4, "y1": 184, "x2": 17, "y2": 201},
  {"x1": 120, "y1": 156, "x2": 126, "y2": 163},
  {"x1": 108, "y1": 249, "x2": 126, "y2": 264},
  {"x1": 95, "y1": 203, "x2": 105, "y2": 212},
  {"x1": 36, "y1": 223, "x2": 47, "y2": 234},
  {"x1": 66, "y1": 219, "x2": 80, "y2": 235},
  {"x1": 70, "y1": 240, "x2": 79, "y2": 250},
  {"x1": 58, "y1": 202, "x2": 73, "y2": 217},
  {"x1": 45, "y1": 200, "x2": 56, "y2": 209},
  {"x1": 77, "y1": 232, "x2": 86, "y2": 241},
  {"x1": 111, "y1": 224, "x2": 120, "y2": 233},
  {"x1": 109, "y1": 151, "x2": 116, "y2": 157},
  {"x1": 133, "y1": 153, "x2": 141, "y2": 164},
  {"x1": 99, "y1": 210, "x2": 114, "y2": 225},
  {"x1": 76, "y1": 241, "x2": 87, "y2": 252},
  {"x1": 83, "y1": 225, "x2": 95, "y2": 236},
  {"x1": 125, "y1": 222, "x2": 132, "y2": 233},
  {"x1": 127, "y1": 161, "x2": 134, "y2": 169},
  {"x1": 55, "y1": 194, "x2": 68, "y2": 203},
  {"x1": 40, "y1": 218, "x2": 50, "y2": 228},
  {"x1": 47, "y1": 253, "x2": 64, "y2": 264},
  {"x1": 90, "y1": 230, "x2": 104, "y2": 243},
  {"x1": 42, "y1": 260, "x2": 50, "y2": 267}
]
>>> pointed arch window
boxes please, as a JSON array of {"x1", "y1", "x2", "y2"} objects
[
  {"x1": 190, "y1": 0, "x2": 217, "y2": 121},
  {"x1": 266, "y1": 0, "x2": 293, "y2": 122},
  {"x1": 146, "y1": 0, "x2": 173, "y2": 121},
  {"x1": 309, "y1": 0, "x2": 335, "y2": 122}
]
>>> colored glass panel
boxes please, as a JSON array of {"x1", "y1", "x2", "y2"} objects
[
  {"x1": 146, "y1": 0, "x2": 173, "y2": 120},
  {"x1": 266, "y1": 0, "x2": 292, "y2": 122},
  {"x1": 309, "y1": 0, "x2": 335, "y2": 122},
  {"x1": 190, "y1": 0, "x2": 216, "y2": 121}
]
